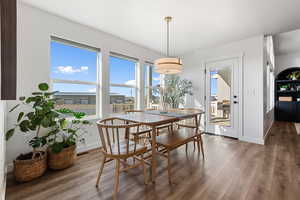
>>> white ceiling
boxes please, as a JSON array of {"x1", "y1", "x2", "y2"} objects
[
  {"x1": 274, "y1": 29, "x2": 300, "y2": 55},
  {"x1": 21, "y1": 0, "x2": 300, "y2": 56}
]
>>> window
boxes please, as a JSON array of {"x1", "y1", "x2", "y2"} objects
[
  {"x1": 109, "y1": 53, "x2": 137, "y2": 113},
  {"x1": 144, "y1": 64, "x2": 161, "y2": 109},
  {"x1": 50, "y1": 37, "x2": 100, "y2": 117}
]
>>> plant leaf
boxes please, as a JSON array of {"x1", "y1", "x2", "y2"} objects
[
  {"x1": 19, "y1": 96, "x2": 26, "y2": 101},
  {"x1": 5, "y1": 128, "x2": 15, "y2": 140},
  {"x1": 38, "y1": 83, "x2": 49, "y2": 91},
  {"x1": 32, "y1": 92, "x2": 43, "y2": 95},
  {"x1": 17, "y1": 112, "x2": 24, "y2": 122},
  {"x1": 9, "y1": 104, "x2": 20, "y2": 112}
]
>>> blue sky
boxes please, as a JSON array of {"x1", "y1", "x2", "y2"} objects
[{"x1": 51, "y1": 41, "x2": 160, "y2": 97}]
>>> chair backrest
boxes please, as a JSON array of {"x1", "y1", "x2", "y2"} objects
[{"x1": 97, "y1": 118, "x2": 141, "y2": 157}]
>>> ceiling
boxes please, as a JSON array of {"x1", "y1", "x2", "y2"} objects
[
  {"x1": 274, "y1": 29, "x2": 300, "y2": 55},
  {"x1": 22, "y1": 0, "x2": 300, "y2": 56}
]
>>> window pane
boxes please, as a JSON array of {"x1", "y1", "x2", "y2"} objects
[
  {"x1": 209, "y1": 69, "x2": 231, "y2": 127},
  {"x1": 110, "y1": 86, "x2": 135, "y2": 113},
  {"x1": 144, "y1": 65, "x2": 161, "y2": 108},
  {"x1": 110, "y1": 56, "x2": 136, "y2": 86},
  {"x1": 53, "y1": 83, "x2": 96, "y2": 116},
  {"x1": 144, "y1": 65, "x2": 161, "y2": 88},
  {"x1": 51, "y1": 40, "x2": 98, "y2": 82},
  {"x1": 145, "y1": 87, "x2": 160, "y2": 109}
]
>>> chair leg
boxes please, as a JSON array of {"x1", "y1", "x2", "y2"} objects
[
  {"x1": 185, "y1": 143, "x2": 188, "y2": 152},
  {"x1": 167, "y1": 150, "x2": 172, "y2": 184},
  {"x1": 197, "y1": 138, "x2": 201, "y2": 153},
  {"x1": 96, "y1": 156, "x2": 106, "y2": 187},
  {"x1": 193, "y1": 140, "x2": 196, "y2": 151},
  {"x1": 133, "y1": 135, "x2": 138, "y2": 164},
  {"x1": 113, "y1": 159, "x2": 120, "y2": 199},
  {"x1": 199, "y1": 135, "x2": 205, "y2": 159},
  {"x1": 141, "y1": 154, "x2": 148, "y2": 185}
]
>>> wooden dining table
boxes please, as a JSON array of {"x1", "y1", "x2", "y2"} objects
[{"x1": 113, "y1": 109, "x2": 204, "y2": 183}]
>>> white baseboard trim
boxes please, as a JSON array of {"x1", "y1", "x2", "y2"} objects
[
  {"x1": 294, "y1": 123, "x2": 300, "y2": 135},
  {"x1": 264, "y1": 120, "x2": 274, "y2": 142},
  {"x1": 239, "y1": 136, "x2": 264, "y2": 145},
  {"x1": 76, "y1": 142, "x2": 101, "y2": 153}
]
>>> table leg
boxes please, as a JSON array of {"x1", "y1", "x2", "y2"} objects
[{"x1": 151, "y1": 125, "x2": 157, "y2": 183}]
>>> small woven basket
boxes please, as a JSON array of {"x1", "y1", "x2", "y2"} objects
[
  {"x1": 14, "y1": 151, "x2": 47, "y2": 182},
  {"x1": 48, "y1": 145, "x2": 77, "y2": 170}
]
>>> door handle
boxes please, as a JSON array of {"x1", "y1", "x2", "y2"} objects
[{"x1": 233, "y1": 101, "x2": 238, "y2": 104}]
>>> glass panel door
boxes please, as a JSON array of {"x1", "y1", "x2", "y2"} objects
[
  {"x1": 209, "y1": 67, "x2": 232, "y2": 127},
  {"x1": 205, "y1": 57, "x2": 240, "y2": 138}
]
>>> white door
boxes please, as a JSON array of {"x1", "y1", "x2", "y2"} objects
[{"x1": 205, "y1": 57, "x2": 240, "y2": 138}]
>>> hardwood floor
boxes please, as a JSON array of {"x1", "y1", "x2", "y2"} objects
[{"x1": 6, "y1": 121, "x2": 300, "y2": 200}]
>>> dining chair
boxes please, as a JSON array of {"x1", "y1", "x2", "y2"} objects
[
  {"x1": 176, "y1": 108, "x2": 205, "y2": 158},
  {"x1": 95, "y1": 118, "x2": 148, "y2": 199}
]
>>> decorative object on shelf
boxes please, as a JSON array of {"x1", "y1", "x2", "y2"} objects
[
  {"x1": 6, "y1": 83, "x2": 59, "y2": 182},
  {"x1": 279, "y1": 96, "x2": 293, "y2": 102},
  {"x1": 153, "y1": 75, "x2": 193, "y2": 109},
  {"x1": 279, "y1": 85, "x2": 289, "y2": 91},
  {"x1": 287, "y1": 71, "x2": 300, "y2": 80},
  {"x1": 47, "y1": 108, "x2": 91, "y2": 170},
  {"x1": 155, "y1": 16, "x2": 182, "y2": 74}
]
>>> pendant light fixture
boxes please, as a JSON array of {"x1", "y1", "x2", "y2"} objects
[{"x1": 155, "y1": 16, "x2": 182, "y2": 74}]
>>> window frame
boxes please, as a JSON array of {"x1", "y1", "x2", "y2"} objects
[
  {"x1": 144, "y1": 63, "x2": 162, "y2": 109},
  {"x1": 109, "y1": 53, "x2": 138, "y2": 113},
  {"x1": 50, "y1": 37, "x2": 101, "y2": 119}
]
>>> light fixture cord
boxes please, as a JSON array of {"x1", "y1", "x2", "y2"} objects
[{"x1": 167, "y1": 19, "x2": 169, "y2": 56}]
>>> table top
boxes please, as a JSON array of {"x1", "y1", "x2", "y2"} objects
[{"x1": 113, "y1": 109, "x2": 204, "y2": 126}]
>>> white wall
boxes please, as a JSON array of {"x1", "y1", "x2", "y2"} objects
[
  {"x1": 0, "y1": 101, "x2": 6, "y2": 200},
  {"x1": 5, "y1": 3, "x2": 162, "y2": 166},
  {"x1": 275, "y1": 52, "x2": 300, "y2": 75},
  {"x1": 181, "y1": 36, "x2": 265, "y2": 144}
]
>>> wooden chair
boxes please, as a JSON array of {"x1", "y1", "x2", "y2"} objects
[
  {"x1": 95, "y1": 118, "x2": 148, "y2": 199},
  {"x1": 176, "y1": 108, "x2": 205, "y2": 158}
]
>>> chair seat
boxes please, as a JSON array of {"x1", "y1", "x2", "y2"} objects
[
  {"x1": 156, "y1": 128, "x2": 198, "y2": 149},
  {"x1": 105, "y1": 140, "x2": 147, "y2": 158}
]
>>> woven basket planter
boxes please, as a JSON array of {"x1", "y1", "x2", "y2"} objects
[
  {"x1": 14, "y1": 151, "x2": 47, "y2": 182},
  {"x1": 48, "y1": 145, "x2": 77, "y2": 170}
]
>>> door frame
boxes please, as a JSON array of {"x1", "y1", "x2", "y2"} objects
[{"x1": 203, "y1": 53, "x2": 244, "y2": 140}]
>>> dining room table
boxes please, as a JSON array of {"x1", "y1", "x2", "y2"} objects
[{"x1": 113, "y1": 109, "x2": 204, "y2": 183}]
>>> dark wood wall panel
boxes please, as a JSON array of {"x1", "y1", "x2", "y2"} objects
[{"x1": 1, "y1": 0, "x2": 17, "y2": 100}]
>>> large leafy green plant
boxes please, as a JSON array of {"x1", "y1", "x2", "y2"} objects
[
  {"x1": 153, "y1": 75, "x2": 193, "y2": 108},
  {"x1": 6, "y1": 83, "x2": 60, "y2": 157},
  {"x1": 6, "y1": 83, "x2": 91, "y2": 158},
  {"x1": 47, "y1": 108, "x2": 91, "y2": 154}
]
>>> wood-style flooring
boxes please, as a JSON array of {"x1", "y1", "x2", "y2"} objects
[{"x1": 5, "y1": 121, "x2": 300, "y2": 200}]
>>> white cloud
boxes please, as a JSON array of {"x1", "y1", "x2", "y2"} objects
[
  {"x1": 88, "y1": 88, "x2": 96, "y2": 92},
  {"x1": 153, "y1": 77, "x2": 161, "y2": 81},
  {"x1": 124, "y1": 80, "x2": 136, "y2": 86},
  {"x1": 56, "y1": 66, "x2": 89, "y2": 74}
]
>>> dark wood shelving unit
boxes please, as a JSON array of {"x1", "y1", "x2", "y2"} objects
[{"x1": 275, "y1": 67, "x2": 300, "y2": 122}]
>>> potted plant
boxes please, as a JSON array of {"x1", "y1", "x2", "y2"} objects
[
  {"x1": 6, "y1": 83, "x2": 60, "y2": 182},
  {"x1": 153, "y1": 75, "x2": 193, "y2": 109},
  {"x1": 46, "y1": 108, "x2": 91, "y2": 170},
  {"x1": 280, "y1": 85, "x2": 289, "y2": 91}
]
